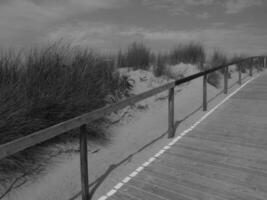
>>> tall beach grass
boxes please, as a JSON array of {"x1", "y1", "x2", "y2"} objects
[{"x1": 0, "y1": 43, "x2": 132, "y2": 178}]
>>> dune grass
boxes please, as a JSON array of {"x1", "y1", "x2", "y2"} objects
[
  {"x1": 202, "y1": 50, "x2": 230, "y2": 88},
  {"x1": 116, "y1": 42, "x2": 151, "y2": 70},
  {"x1": 0, "y1": 43, "x2": 132, "y2": 178},
  {"x1": 168, "y1": 42, "x2": 205, "y2": 66},
  {"x1": 152, "y1": 42, "x2": 206, "y2": 77}
]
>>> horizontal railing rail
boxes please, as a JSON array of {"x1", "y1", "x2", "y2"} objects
[{"x1": 0, "y1": 55, "x2": 266, "y2": 200}]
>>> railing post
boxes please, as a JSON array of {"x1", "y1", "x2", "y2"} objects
[
  {"x1": 168, "y1": 87, "x2": 175, "y2": 138},
  {"x1": 261, "y1": 57, "x2": 264, "y2": 70},
  {"x1": 203, "y1": 74, "x2": 207, "y2": 111},
  {"x1": 249, "y1": 58, "x2": 253, "y2": 76},
  {"x1": 238, "y1": 64, "x2": 242, "y2": 85},
  {"x1": 264, "y1": 57, "x2": 267, "y2": 68},
  {"x1": 80, "y1": 125, "x2": 90, "y2": 200},
  {"x1": 257, "y1": 58, "x2": 261, "y2": 72},
  {"x1": 224, "y1": 66, "x2": 228, "y2": 94},
  {"x1": 262, "y1": 57, "x2": 265, "y2": 70}
]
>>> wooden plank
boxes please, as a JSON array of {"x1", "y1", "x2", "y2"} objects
[
  {"x1": 162, "y1": 151, "x2": 267, "y2": 179},
  {"x1": 232, "y1": 93, "x2": 267, "y2": 100},
  {"x1": 199, "y1": 113, "x2": 267, "y2": 127},
  {"x1": 196, "y1": 121, "x2": 267, "y2": 136},
  {"x1": 144, "y1": 161, "x2": 267, "y2": 198},
  {"x1": 167, "y1": 145, "x2": 267, "y2": 173},
  {"x1": 110, "y1": 191, "x2": 140, "y2": 200},
  {"x1": 152, "y1": 154, "x2": 267, "y2": 195},
  {"x1": 173, "y1": 136, "x2": 267, "y2": 162},
  {"x1": 127, "y1": 178, "x2": 193, "y2": 200},
  {"x1": 133, "y1": 170, "x2": 226, "y2": 200},
  {"x1": 187, "y1": 131, "x2": 267, "y2": 151},
  {"x1": 119, "y1": 184, "x2": 167, "y2": 200}
]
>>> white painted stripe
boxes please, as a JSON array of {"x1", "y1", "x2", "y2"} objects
[
  {"x1": 158, "y1": 149, "x2": 166, "y2": 154},
  {"x1": 142, "y1": 161, "x2": 150, "y2": 167},
  {"x1": 122, "y1": 176, "x2": 131, "y2": 183},
  {"x1": 98, "y1": 75, "x2": 258, "y2": 200},
  {"x1": 173, "y1": 136, "x2": 182, "y2": 142},
  {"x1": 114, "y1": 182, "x2": 124, "y2": 190},
  {"x1": 163, "y1": 145, "x2": 171, "y2": 150},
  {"x1": 106, "y1": 189, "x2": 116, "y2": 197},
  {"x1": 98, "y1": 196, "x2": 107, "y2": 200},
  {"x1": 154, "y1": 153, "x2": 161, "y2": 157},
  {"x1": 135, "y1": 166, "x2": 144, "y2": 172},
  {"x1": 168, "y1": 141, "x2": 176, "y2": 146},
  {"x1": 148, "y1": 157, "x2": 156, "y2": 163},
  {"x1": 180, "y1": 131, "x2": 188, "y2": 137},
  {"x1": 129, "y1": 171, "x2": 138, "y2": 177}
]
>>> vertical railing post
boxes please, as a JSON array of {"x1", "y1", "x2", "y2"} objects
[
  {"x1": 261, "y1": 57, "x2": 264, "y2": 70},
  {"x1": 249, "y1": 58, "x2": 253, "y2": 76},
  {"x1": 203, "y1": 74, "x2": 207, "y2": 111},
  {"x1": 261, "y1": 57, "x2": 265, "y2": 71},
  {"x1": 168, "y1": 87, "x2": 175, "y2": 138},
  {"x1": 264, "y1": 57, "x2": 267, "y2": 68},
  {"x1": 257, "y1": 58, "x2": 261, "y2": 73},
  {"x1": 80, "y1": 125, "x2": 90, "y2": 200},
  {"x1": 238, "y1": 64, "x2": 242, "y2": 85},
  {"x1": 224, "y1": 66, "x2": 228, "y2": 94}
]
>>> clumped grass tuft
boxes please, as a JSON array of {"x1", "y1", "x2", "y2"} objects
[
  {"x1": 204, "y1": 50, "x2": 229, "y2": 88},
  {"x1": 0, "y1": 42, "x2": 132, "y2": 177},
  {"x1": 115, "y1": 42, "x2": 207, "y2": 79},
  {"x1": 169, "y1": 42, "x2": 205, "y2": 66},
  {"x1": 153, "y1": 54, "x2": 169, "y2": 77},
  {"x1": 152, "y1": 43, "x2": 206, "y2": 78},
  {"x1": 120, "y1": 42, "x2": 151, "y2": 70}
]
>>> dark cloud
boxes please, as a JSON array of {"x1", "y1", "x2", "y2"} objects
[{"x1": 0, "y1": 0, "x2": 266, "y2": 56}]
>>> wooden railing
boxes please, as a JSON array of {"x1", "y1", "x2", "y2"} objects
[{"x1": 0, "y1": 56, "x2": 266, "y2": 200}]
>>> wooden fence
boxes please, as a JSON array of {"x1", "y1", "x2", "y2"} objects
[{"x1": 0, "y1": 56, "x2": 266, "y2": 200}]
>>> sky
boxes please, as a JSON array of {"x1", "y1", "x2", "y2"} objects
[{"x1": 0, "y1": 0, "x2": 267, "y2": 55}]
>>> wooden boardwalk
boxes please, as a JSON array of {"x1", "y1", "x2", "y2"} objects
[{"x1": 108, "y1": 72, "x2": 267, "y2": 200}]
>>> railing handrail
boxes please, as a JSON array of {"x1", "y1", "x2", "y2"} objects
[
  {"x1": 0, "y1": 56, "x2": 263, "y2": 160},
  {"x1": 0, "y1": 55, "x2": 266, "y2": 200}
]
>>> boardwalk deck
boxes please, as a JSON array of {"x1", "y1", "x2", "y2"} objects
[{"x1": 108, "y1": 72, "x2": 267, "y2": 200}]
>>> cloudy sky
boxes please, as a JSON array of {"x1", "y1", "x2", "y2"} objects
[{"x1": 0, "y1": 0, "x2": 267, "y2": 55}]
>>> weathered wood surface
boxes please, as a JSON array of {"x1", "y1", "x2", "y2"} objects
[{"x1": 111, "y1": 72, "x2": 267, "y2": 200}]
